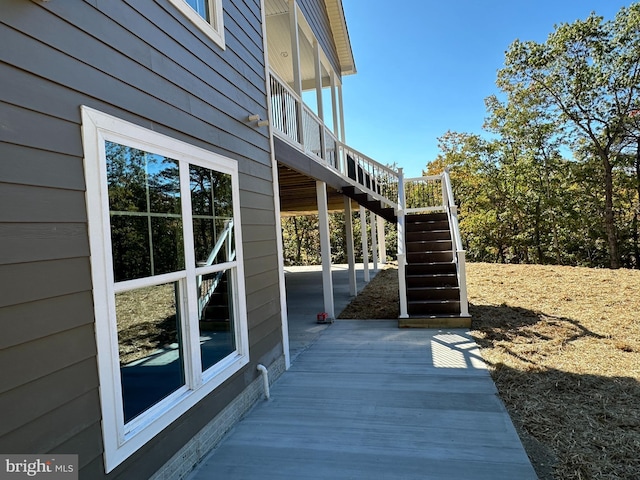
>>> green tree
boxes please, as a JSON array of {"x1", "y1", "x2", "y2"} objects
[
  {"x1": 497, "y1": 4, "x2": 640, "y2": 268},
  {"x1": 484, "y1": 92, "x2": 567, "y2": 264}
]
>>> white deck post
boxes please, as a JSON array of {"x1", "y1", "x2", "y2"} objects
[
  {"x1": 313, "y1": 41, "x2": 324, "y2": 121},
  {"x1": 317, "y1": 181, "x2": 334, "y2": 318},
  {"x1": 397, "y1": 168, "x2": 408, "y2": 318},
  {"x1": 377, "y1": 216, "x2": 386, "y2": 264},
  {"x1": 360, "y1": 205, "x2": 370, "y2": 282},
  {"x1": 288, "y1": 0, "x2": 304, "y2": 147},
  {"x1": 313, "y1": 40, "x2": 326, "y2": 161},
  {"x1": 370, "y1": 210, "x2": 378, "y2": 271},
  {"x1": 458, "y1": 250, "x2": 469, "y2": 316},
  {"x1": 331, "y1": 71, "x2": 339, "y2": 138},
  {"x1": 337, "y1": 83, "x2": 347, "y2": 175},
  {"x1": 344, "y1": 197, "x2": 357, "y2": 296}
]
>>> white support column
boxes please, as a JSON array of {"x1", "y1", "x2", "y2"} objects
[
  {"x1": 337, "y1": 82, "x2": 347, "y2": 175},
  {"x1": 338, "y1": 83, "x2": 346, "y2": 143},
  {"x1": 288, "y1": 0, "x2": 304, "y2": 146},
  {"x1": 377, "y1": 216, "x2": 386, "y2": 264},
  {"x1": 360, "y1": 205, "x2": 370, "y2": 282},
  {"x1": 313, "y1": 41, "x2": 323, "y2": 121},
  {"x1": 317, "y1": 181, "x2": 334, "y2": 318},
  {"x1": 313, "y1": 40, "x2": 326, "y2": 161},
  {"x1": 344, "y1": 197, "x2": 357, "y2": 296},
  {"x1": 370, "y1": 210, "x2": 378, "y2": 272},
  {"x1": 330, "y1": 71, "x2": 339, "y2": 138}
]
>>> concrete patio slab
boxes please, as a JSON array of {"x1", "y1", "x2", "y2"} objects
[{"x1": 188, "y1": 310, "x2": 537, "y2": 479}]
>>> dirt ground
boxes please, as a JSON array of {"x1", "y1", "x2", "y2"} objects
[{"x1": 338, "y1": 262, "x2": 640, "y2": 480}]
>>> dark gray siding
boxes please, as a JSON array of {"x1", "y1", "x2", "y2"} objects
[
  {"x1": 0, "y1": 0, "x2": 283, "y2": 477},
  {"x1": 298, "y1": 0, "x2": 341, "y2": 78}
]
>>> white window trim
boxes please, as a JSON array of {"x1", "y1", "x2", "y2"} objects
[
  {"x1": 168, "y1": 0, "x2": 225, "y2": 50},
  {"x1": 81, "y1": 106, "x2": 248, "y2": 472}
]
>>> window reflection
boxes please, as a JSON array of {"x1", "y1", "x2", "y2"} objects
[
  {"x1": 190, "y1": 165, "x2": 234, "y2": 266},
  {"x1": 116, "y1": 282, "x2": 185, "y2": 423},
  {"x1": 106, "y1": 141, "x2": 184, "y2": 281},
  {"x1": 197, "y1": 269, "x2": 236, "y2": 370}
]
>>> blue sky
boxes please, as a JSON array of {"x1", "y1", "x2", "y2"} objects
[{"x1": 340, "y1": 1, "x2": 631, "y2": 178}]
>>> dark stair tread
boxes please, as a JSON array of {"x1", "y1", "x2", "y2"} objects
[
  {"x1": 399, "y1": 314, "x2": 471, "y2": 329},
  {"x1": 407, "y1": 286, "x2": 460, "y2": 300},
  {"x1": 408, "y1": 299, "x2": 461, "y2": 305},
  {"x1": 402, "y1": 212, "x2": 467, "y2": 323},
  {"x1": 407, "y1": 286, "x2": 460, "y2": 291},
  {"x1": 407, "y1": 255, "x2": 455, "y2": 264},
  {"x1": 406, "y1": 231, "x2": 451, "y2": 241},
  {"x1": 406, "y1": 240, "x2": 453, "y2": 251},
  {"x1": 406, "y1": 221, "x2": 449, "y2": 229},
  {"x1": 406, "y1": 212, "x2": 447, "y2": 221},
  {"x1": 407, "y1": 266, "x2": 457, "y2": 276},
  {"x1": 407, "y1": 273, "x2": 457, "y2": 278}
]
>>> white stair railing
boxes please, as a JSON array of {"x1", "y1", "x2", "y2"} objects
[
  {"x1": 197, "y1": 219, "x2": 235, "y2": 318},
  {"x1": 441, "y1": 170, "x2": 469, "y2": 316},
  {"x1": 400, "y1": 170, "x2": 469, "y2": 318}
]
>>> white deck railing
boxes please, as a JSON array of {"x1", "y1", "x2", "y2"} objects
[
  {"x1": 269, "y1": 72, "x2": 399, "y2": 209},
  {"x1": 268, "y1": 71, "x2": 467, "y2": 318}
]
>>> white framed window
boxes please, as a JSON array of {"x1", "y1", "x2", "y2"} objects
[
  {"x1": 168, "y1": 0, "x2": 225, "y2": 49},
  {"x1": 81, "y1": 106, "x2": 248, "y2": 472}
]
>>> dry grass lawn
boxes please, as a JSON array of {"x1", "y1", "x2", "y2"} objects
[
  {"x1": 338, "y1": 262, "x2": 640, "y2": 480},
  {"x1": 115, "y1": 283, "x2": 178, "y2": 364}
]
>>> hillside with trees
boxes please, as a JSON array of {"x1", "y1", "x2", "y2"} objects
[{"x1": 430, "y1": 3, "x2": 640, "y2": 269}]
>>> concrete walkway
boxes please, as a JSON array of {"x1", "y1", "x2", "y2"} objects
[
  {"x1": 284, "y1": 264, "x2": 376, "y2": 361},
  {"x1": 187, "y1": 266, "x2": 537, "y2": 480}
]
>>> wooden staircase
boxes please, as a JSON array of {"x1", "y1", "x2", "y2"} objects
[
  {"x1": 199, "y1": 270, "x2": 232, "y2": 331},
  {"x1": 341, "y1": 185, "x2": 397, "y2": 222},
  {"x1": 399, "y1": 212, "x2": 471, "y2": 328}
]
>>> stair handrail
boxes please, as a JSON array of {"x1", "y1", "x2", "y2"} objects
[
  {"x1": 441, "y1": 170, "x2": 469, "y2": 316},
  {"x1": 338, "y1": 142, "x2": 400, "y2": 211},
  {"x1": 202, "y1": 218, "x2": 235, "y2": 267},
  {"x1": 197, "y1": 219, "x2": 235, "y2": 317}
]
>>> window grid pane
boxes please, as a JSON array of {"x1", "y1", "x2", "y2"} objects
[
  {"x1": 190, "y1": 165, "x2": 234, "y2": 266},
  {"x1": 106, "y1": 141, "x2": 184, "y2": 282},
  {"x1": 197, "y1": 268, "x2": 236, "y2": 371},
  {"x1": 116, "y1": 282, "x2": 186, "y2": 423}
]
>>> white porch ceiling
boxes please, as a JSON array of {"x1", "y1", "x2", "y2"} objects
[{"x1": 264, "y1": 0, "x2": 355, "y2": 86}]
